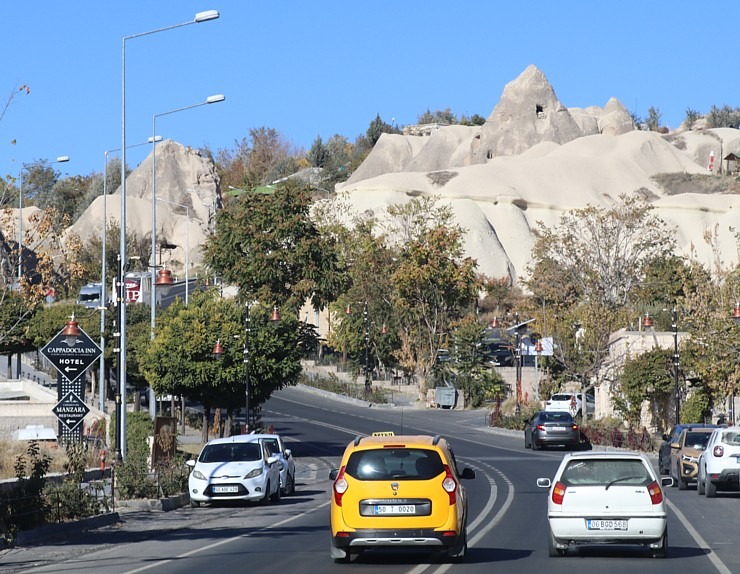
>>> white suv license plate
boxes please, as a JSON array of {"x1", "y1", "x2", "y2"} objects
[
  {"x1": 374, "y1": 504, "x2": 415, "y2": 515},
  {"x1": 213, "y1": 486, "x2": 239, "y2": 494},
  {"x1": 587, "y1": 519, "x2": 628, "y2": 531}
]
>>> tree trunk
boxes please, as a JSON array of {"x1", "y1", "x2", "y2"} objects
[{"x1": 201, "y1": 405, "x2": 210, "y2": 444}]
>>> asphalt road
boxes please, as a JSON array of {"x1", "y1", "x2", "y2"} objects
[{"x1": 1, "y1": 385, "x2": 737, "y2": 574}]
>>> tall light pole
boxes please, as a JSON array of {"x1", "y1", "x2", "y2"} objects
[
  {"x1": 672, "y1": 307, "x2": 680, "y2": 425},
  {"x1": 100, "y1": 138, "x2": 160, "y2": 413},
  {"x1": 18, "y1": 155, "x2": 69, "y2": 283},
  {"x1": 148, "y1": 95, "x2": 225, "y2": 418},
  {"x1": 119, "y1": 9, "x2": 219, "y2": 458}
]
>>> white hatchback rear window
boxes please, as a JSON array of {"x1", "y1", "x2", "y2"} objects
[{"x1": 560, "y1": 459, "x2": 651, "y2": 487}]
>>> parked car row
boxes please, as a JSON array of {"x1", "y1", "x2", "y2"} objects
[
  {"x1": 186, "y1": 433, "x2": 296, "y2": 507},
  {"x1": 658, "y1": 423, "x2": 740, "y2": 497}
]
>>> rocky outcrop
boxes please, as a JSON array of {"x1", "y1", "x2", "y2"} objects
[
  {"x1": 67, "y1": 140, "x2": 219, "y2": 271},
  {"x1": 468, "y1": 65, "x2": 586, "y2": 162}
]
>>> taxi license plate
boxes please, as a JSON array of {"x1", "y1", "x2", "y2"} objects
[
  {"x1": 213, "y1": 486, "x2": 239, "y2": 494},
  {"x1": 587, "y1": 519, "x2": 628, "y2": 530},
  {"x1": 374, "y1": 504, "x2": 415, "y2": 515}
]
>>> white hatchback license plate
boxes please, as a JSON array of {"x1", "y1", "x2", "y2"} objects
[
  {"x1": 213, "y1": 486, "x2": 239, "y2": 493},
  {"x1": 374, "y1": 504, "x2": 415, "y2": 515},
  {"x1": 587, "y1": 519, "x2": 628, "y2": 530}
]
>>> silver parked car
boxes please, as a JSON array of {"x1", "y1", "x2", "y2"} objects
[{"x1": 244, "y1": 433, "x2": 296, "y2": 495}]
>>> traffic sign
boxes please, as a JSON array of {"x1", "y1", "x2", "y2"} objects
[
  {"x1": 52, "y1": 391, "x2": 90, "y2": 432},
  {"x1": 41, "y1": 325, "x2": 102, "y2": 384}
]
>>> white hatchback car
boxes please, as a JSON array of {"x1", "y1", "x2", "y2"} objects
[
  {"x1": 537, "y1": 452, "x2": 673, "y2": 558},
  {"x1": 545, "y1": 393, "x2": 594, "y2": 417},
  {"x1": 187, "y1": 435, "x2": 282, "y2": 506},
  {"x1": 243, "y1": 433, "x2": 296, "y2": 495},
  {"x1": 697, "y1": 426, "x2": 740, "y2": 497}
]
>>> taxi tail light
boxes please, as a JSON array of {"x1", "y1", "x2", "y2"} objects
[
  {"x1": 551, "y1": 481, "x2": 566, "y2": 505},
  {"x1": 647, "y1": 481, "x2": 663, "y2": 504},
  {"x1": 713, "y1": 445, "x2": 724, "y2": 457},
  {"x1": 333, "y1": 466, "x2": 348, "y2": 506},
  {"x1": 442, "y1": 465, "x2": 458, "y2": 505}
]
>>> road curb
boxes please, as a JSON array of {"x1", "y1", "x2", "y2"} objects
[{"x1": 14, "y1": 512, "x2": 121, "y2": 546}]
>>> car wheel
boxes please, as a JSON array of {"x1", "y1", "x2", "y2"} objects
[
  {"x1": 548, "y1": 527, "x2": 566, "y2": 557},
  {"x1": 697, "y1": 473, "x2": 705, "y2": 495},
  {"x1": 270, "y1": 480, "x2": 282, "y2": 502},
  {"x1": 705, "y1": 478, "x2": 717, "y2": 498},
  {"x1": 671, "y1": 463, "x2": 679, "y2": 488},
  {"x1": 448, "y1": 528, "x2": 467, "y2": 563},
  {"x1": 677, "y1": 470, "x2": 688, "y2": 491},
  {"x1": 651, "y1": 528, "x2": 667, "y2": 559},
  {"x1": 330, "y1": 541, "x2": 350, "y2": 563},
  {"x1": 524, "y1": 432, "x2": 531, "y2": 449},
  {"x1": 658, "y1": 454, "x2": 668, "y2": 475},
  {"x1": 284, "y1": 472, "x2": 295, "y2": 496}
]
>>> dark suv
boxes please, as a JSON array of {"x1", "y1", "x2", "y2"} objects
[{"x1": 658, "y1": 423, "x2": 718, "y2": 475}]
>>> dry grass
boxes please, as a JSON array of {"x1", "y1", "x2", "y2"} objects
[
  {"x1": 0, "y1": 441, "x2": 70, "y2": 480},
  {"x1": 652, "y1": 172, "x2": 740, "y2": 195}
]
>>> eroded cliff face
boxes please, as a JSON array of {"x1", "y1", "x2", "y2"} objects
[
  {"x1": 336, "y1": 67, "x2": 738, "y2": 284},
  {"x1": 67, "y1": 140, "x2": 219, "y2": 272}
]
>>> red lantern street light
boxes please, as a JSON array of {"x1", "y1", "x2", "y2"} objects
[
  {"x1": 270, "y1": 305, "x2": 281, "y2": 322},
  {"x1": 62, "y1": 316, "x2": 82, "y2": 346},
  {"x1": 732, "y1": 302, "x2": 740, "y2": 327},
  {"x1": 212, "y1": 339, "x2": 224, "y2": 359},
  {"x1": 490, "y1": 317, "x2": 500, "y2": 328},
  {"x1": 643, "y1": 313, "x2": 654, "y2": 328}
]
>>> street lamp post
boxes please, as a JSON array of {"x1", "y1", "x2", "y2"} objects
[
  {"x1": 119, "y1": 9, "x2": 219, "y2": 458},
  {"x1": 100, "y1": 139, "x2": 160, "y2": 413},
  {"x1": 148, "y1": 95, "x2": 225, "y2": 418},
  {"x1": 364, "y1": 302, "x2": 371, "y2": 394},
  {"x1": 672, "y1": 307, "x2": 680, "y2": 425},
  {"x1": 213, "y1": 303, "x2": 281, "y2": 432},
  {"x1": 18, "y1": 156, "x2": 69, "y2": 283}
]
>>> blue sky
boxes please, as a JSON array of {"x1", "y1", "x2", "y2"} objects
[{"x1": 2, "y1": 1, "x2": 737, "y2": 179}]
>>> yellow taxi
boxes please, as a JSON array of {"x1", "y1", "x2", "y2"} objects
[{"x1": 329, "y1": 433, "x2": 475, "y2": 563}]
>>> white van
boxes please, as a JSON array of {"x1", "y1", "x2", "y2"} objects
[{"x1": 77, "y1": 282, "x2": 103, "y2": 308}]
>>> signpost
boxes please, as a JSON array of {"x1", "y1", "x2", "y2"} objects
[
  {"x1": 52, "y1": 392, "x2": 91, "y2": 432},
  {"x1": 41, "y1": 319, "x2": 102, "y2": 440}
]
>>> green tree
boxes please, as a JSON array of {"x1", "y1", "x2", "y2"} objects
[
  {"x1": 646, "y1": 106, "x2": 662, "y2": 131},
  {"x1": 139, "y1": 292, "x2": 302, "y2": 442},
  {"x1": 684, "y1": 108, "x2": 701, "y2": 129},
  {"x1": 204, "y1": 180, "x2": 345, "y2": 313},
  {"x1": 706, "y1": 104, "x2": 740, "y2": 129},
  {"x1": 528, "y1": 194, "x2": 675, "y2": 310},
  {"x1": 615, "y1": 348, "x2": 674, "y2": 428},
  {"x1": 366, "y1": 114, "x2": 394, "y2": 146},
  {"x1": 307, "y1": 135, "x2": 329, "y2": 168},
  {"x1": 385, "y1": 197, "x2": 478, "y2": 392},
  {"x1": 449, "y1": 314, "x2": 506, "y2": 408}
]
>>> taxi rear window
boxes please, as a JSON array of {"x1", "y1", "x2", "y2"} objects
[{"x1": 345, "y1": 448, "x2": 444, "y2": 481}]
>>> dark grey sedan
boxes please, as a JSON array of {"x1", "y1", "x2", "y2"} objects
[{"x1": 524, "y1": 410, "x2": 580, "y2": 450}]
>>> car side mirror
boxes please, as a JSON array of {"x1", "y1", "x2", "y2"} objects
[
  {"x1": 284, "y1": 448, "x2": 292, "y2": 458},
  {"x1": 670, "y1": 442, "x2": 680, "y2": 449},
  {"x1": 185, "y1": 459, "x2": 195, "y2": 468},
  {"x1": 661, "y1": 477, "x2": 674, "y2": 488},
  {"x1": 329, "y1": 469, "x2": 339, "y2": 481},
  {"x1": 267, "y1": 455, "x2": 279, "y2": 466},
  {"x1": 460, "y1": 467, "x2": 475, "y2": 480},
  {"x1": 537, "y1": 478, "x2": 551, "y2": 488}
]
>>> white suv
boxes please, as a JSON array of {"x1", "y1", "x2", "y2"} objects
[
  {"x1": 545, "y1": 393, "x2": 594, "y2": 417},
  {"x1": 697, "y1": 426, "x2": 740, "y2": 497}
]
